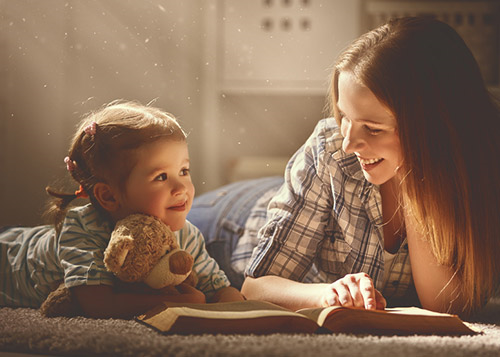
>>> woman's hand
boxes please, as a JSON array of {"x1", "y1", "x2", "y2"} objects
[{"x1": 321, "y1": 273, "x2": 386, "y2": 310}]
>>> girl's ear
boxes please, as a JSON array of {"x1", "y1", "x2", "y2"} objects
[{"x1": 93, "y1": 182, "x2": 120, "y2": 212}]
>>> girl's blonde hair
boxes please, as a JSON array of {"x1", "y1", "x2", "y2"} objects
[
  {"x1": 45, "y1": 100, "x2": 186, "y2": 230},
  {"x1": 330, "y1": 17, "x2": 500, "y2": 313}
]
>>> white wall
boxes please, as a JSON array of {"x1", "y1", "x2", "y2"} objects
[
  {"x1": 0, "y1": 1, "x2": 207, "y2": 225},
  {"x1": 0, "y1": 0, "x2": 364, "y2": 226},
  {"x1": 3, "y1": 0, "x2": 496, "y2": 226}
]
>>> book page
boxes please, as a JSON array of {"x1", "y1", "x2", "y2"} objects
[
  {"x1": 384, "y1": 307, "x2": 452, "y2": 316},
  {"x1": 158, "y1": 304, "x2": 307, "y2": 320},
  {"x1": 295, "y1": 305, "x2": 342, "y2": 324},
  {"x1": 139, "y1": 300, "x2": 291, "y2": 319},
  {"x1": 137, "y1": 300, "x2": 319, "y2": 334},
  {"x1": 297, "y1": 306, "x2": 477, "y2": 335}
]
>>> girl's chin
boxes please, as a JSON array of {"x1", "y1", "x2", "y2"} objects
[{"x1": 164, "y1": 219, "x2": 186, "y2": 232}]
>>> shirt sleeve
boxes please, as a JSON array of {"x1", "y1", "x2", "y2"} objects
[
  {"x1": 179, "y1": 221, "x2": 230, "y2": 298},
  {"x1": 57, "y1": 211, "x2": 115, "y2": 288},
  {"x1": 245, "y1": 119, "x2": 337, "y2": 281}
]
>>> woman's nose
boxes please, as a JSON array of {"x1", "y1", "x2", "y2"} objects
[{"x1": 342, "y1": 126, "x2": 364, "y2": 154}]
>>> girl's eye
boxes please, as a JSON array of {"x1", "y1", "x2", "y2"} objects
[
  {"x1": 181, "y1": 168, "x2": 190, "y2": 176},
  {"x1": 155, "y1": 173, "x2": 167, "y2": 181}
]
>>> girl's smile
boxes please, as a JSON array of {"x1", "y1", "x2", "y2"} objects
[{"x1": 169, "y1": 201, "x2": 187, "y2": 211}]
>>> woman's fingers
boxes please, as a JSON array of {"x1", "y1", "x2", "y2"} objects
[
  {"x1": 322, "y1": 288, "x2": 340, "y2": 307},
  {"x1": 326, "y1": 273, "x2": 383, "y2": 310},
  {"x1": 357, "y1": 273, "x2": 377, "y2": 309},
  {"x1": 374, "y1": 289, "x2": 387, "y2": 310},
  {"x1": 333, "y1": 280, "x2": 355, "y2": 307}
]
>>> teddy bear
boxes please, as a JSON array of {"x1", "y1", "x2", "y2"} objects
[
  {"x1": 103, "y1": 213, "x2": 197, "y2": 289},
  {"x1": 39, "y1": 213, "x2": 197, "y2": 317}
]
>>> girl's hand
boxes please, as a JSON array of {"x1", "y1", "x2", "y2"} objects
[
  {"x1": 208, "y1": 286, "x2": 246, "y2": 303},
  {"x1": 170, "y1": 282, "x2": 206, "y2": 303},
  {"x1": 321, "y1": 273, "x2": 386, "y2": 310}
]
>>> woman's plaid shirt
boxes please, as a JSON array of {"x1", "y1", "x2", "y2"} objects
[{"x1": 244, "y1": 119, "x2": 414, "y2": 301}]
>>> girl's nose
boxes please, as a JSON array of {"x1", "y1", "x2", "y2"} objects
[{"x1": 171, "y1": 179, "x2": 187, "y2": 195}]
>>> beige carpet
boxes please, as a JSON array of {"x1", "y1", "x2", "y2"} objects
[{"x1": 1, "y1": 299, "x2": 499, "y2": 357}]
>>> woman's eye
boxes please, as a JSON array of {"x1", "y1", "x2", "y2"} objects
[
  {"x1": 155, "y1": 173, "x2": 167, "y2": 181},
  {"x1": 365, "y1": 126, "x2": 382, "y2": 135}
]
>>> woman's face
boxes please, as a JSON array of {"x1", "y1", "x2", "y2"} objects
[{"x1": 338, "y1": 71, "x2": 403, "y2": 186}]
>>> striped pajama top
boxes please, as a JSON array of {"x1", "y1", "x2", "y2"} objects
[{"x1": 0, "y1": 204, "x2": 229, "y2": 308}]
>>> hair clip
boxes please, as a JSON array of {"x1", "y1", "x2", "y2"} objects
[
  {"x1": 64, "y1": 156, "x2": 76, "y2": 172},
  {"x1": 84, "y1": 121, "x2": 97, "y2": 136},
  {"x1": 74, "y1": 185, "x2": 89, "y2": 199}
]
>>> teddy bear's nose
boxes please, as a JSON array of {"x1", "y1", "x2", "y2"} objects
[{"x1": 169, "y1": 251, "x2": 194, "y2": 275}]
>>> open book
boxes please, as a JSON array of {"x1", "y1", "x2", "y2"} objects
[{"x1": 136, "y1": 300, "x2": 478, "y2": 335}]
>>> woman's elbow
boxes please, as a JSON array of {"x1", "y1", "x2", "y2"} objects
[
  {"x1": 241, "y1": 276, "x2": 258, "y2": 300},
  {"x1": 419, "y1": 293, "x2": 470, "y2": 317}
]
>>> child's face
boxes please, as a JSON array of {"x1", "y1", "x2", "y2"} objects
[
  {"x1": 338, "y1": 71, "x2": 403, "y2": 186},
  {"x1": 117, "y1": 139, "x2": 194, "y2": 231}
]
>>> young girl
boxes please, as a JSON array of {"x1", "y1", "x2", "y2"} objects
[
  {"x1": 0, "y1": 100, "x2": 243, "y2": 318},
  {"x1": 188, "y1": 16, "x2": 500, "y2": 316}
]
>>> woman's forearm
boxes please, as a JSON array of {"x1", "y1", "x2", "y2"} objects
[{"x1": 241, "y1": 275, "x2": 328, "y2": 311}]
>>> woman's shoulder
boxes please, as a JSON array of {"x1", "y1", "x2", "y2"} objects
[
  {"x1": 309, "y1": 118, "x2": 362, "y2": 179},
  {"x1": 312, "y1": 118, "x2": 344, "y2": 152}
]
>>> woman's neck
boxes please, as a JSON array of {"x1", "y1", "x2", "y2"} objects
[{"x1": 379, "y1": 177, "x2": 405, "y2": 253}]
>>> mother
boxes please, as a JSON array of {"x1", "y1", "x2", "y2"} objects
[{"x1": 188, "y1": 16, "x2": 500, "y2": 316}]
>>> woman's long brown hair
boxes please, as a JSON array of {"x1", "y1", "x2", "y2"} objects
[{"x1": 330, "y1": 17, "x2": 500, "y2": 313}]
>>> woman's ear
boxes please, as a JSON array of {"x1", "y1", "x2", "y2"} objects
[{"x1": 93, "y1": 182, "x2": 120, "y2": 212}]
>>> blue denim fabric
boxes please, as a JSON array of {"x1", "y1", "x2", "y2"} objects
[{"x1": 187, "y1": 176, "x2": 283, "y2": 289}]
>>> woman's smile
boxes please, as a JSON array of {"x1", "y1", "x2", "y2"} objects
[{"x1": 357, "y1": 156, "x2": 384, "y2": 171}]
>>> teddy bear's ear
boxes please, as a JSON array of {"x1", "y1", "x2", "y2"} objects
[{"x1": 103, "y1": 236, "x2": 134, "y2": 273}]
